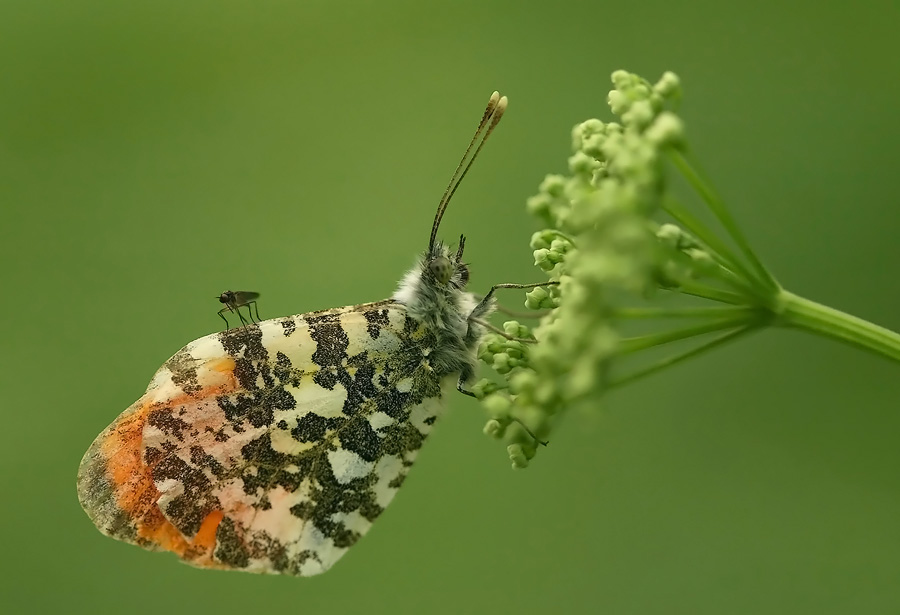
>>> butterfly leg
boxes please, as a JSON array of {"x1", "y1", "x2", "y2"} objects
[
  {"x1": 463, "y1": 282, "x2": 559, "y2": 448},
  {"x1": 469, "y1": 281, "x2": 559, "y2": 320},
  {"x1": 465, "y1": 282, "x2": 559, "y2": 345},
  {"x1": 455, "y1": 367, "x2": 475, "y2": 397},
  {"x1": 467, "y1": 316, "x2": 536, "y2": 343},
  {"x1": 473, "y1": 297, "x2": 550, "y2": 320},
  {"x1": 457, "y1": 373, "x2": 548, "y2": 446}
]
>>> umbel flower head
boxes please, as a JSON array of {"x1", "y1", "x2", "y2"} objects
[{"x1": 476, "y1": 70, "x2": 900, "y2": 468}]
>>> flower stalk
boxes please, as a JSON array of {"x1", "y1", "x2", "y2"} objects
[
  {"x1": 476, "y1": 69, "x2": 900, "y2": 469},
  {"x1": 775, "y1": 291, "x2": 900, "y2": 363}
]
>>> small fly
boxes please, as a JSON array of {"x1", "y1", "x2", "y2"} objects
[{"x1": 217, "y1": 291, "x2": 261, "y2": 329}]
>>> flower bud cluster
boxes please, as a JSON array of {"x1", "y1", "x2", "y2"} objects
[{"x1": 479, "y1": 71, "x2": 689, "y2": 468}]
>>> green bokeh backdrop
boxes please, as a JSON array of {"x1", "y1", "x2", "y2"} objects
[{"x1": 2, "y1": 1, "x2": 898, "y2": 613}]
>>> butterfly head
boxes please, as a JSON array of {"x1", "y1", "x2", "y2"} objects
[{"x1": 425, "y1": 235, "x2": 469, "y2": 289}]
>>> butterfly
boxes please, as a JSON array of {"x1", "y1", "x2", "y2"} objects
[
  {"x1": 77, "y1": 91, "x2": 547, "y2": 576},
  {"x1": 216, "y1": 290, "x2": 261, "y2": 329}
]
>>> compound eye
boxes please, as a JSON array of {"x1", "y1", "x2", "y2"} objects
[{"x1": 429, "y1": 256, "x2": 452, "y2": 284}]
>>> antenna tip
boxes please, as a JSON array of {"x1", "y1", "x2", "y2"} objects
[{"x1": 496, "y1": 95, "x2": 508, "y2": 113}]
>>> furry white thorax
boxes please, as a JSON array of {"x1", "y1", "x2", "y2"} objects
[
  {"x1": 391, "y1": 242, "x2": 489, "y2": 381},
  {"x1": 392, "y1": 265, "x2": 478, "y2": 332},
  {"x1": 392, "y1": 267, "x2": 427, "y2": 309}
]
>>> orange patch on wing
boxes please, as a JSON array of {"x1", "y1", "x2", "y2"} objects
[
  {"x1": 208, "y1": 357, "x2": 236, "y2": 376},
  {"x1": 100, "y1": 401, "x2": 156, "y2": 517},
  {"x1": 193, "y1": 510, "x2": 225, "y2": 550},
  {"x1": 98, "y1": 371, "x2": 240, "y2": 566}
]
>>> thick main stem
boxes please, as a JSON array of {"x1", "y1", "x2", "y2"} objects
[{"x1": 777, "y1": 290, "x2": 900, "y2": 363}]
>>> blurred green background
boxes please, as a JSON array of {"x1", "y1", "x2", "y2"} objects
[{"x1": 2, "y1": 1, "x2": 899, "y2": 613}]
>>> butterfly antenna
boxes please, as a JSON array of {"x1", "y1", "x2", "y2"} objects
[{"x1": 428, "y1": 91, "x2": 508, "y2": 251}]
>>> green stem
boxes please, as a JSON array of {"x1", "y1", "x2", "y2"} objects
[
  {"x1": 714, "y1": 266, "x2": 766, "y2": 300},
  {"x1": 612, "y1": 306, "x2": 753, "y2": 319},
  {"x1": 662, "y1": 195, "x2": 763, "y2": 293},
  {"x1": 668, "y1": 149, "x2": 780, "y2": 291},
  {"x1": 777, "y1": 290, "x2": 900, "y2": 363},
  {"x1": 668, "y1": 281, "x2": 747, "y2": 305},
  {"x1": 617, "y1": 313, "x2": 755, "y2": 354},
  {"x1": 608, "y1": 323, "x2": 761, "y2": 389}
]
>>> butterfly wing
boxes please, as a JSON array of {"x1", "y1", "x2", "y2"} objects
[{"x1": 77, "y1": 300, "x2": 447, "y2": 576}]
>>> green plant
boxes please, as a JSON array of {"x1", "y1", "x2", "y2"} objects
[{"x1": 475, "y1": 70, "x2": 900, "y2": 468}]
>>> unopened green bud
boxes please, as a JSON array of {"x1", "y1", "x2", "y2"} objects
[
  {"x1": 503, "y1": 321, "x2": 530, "y2": 338},
  {"x1": 533, "y1": 248, "x2": 553, "y2": 270},
  {"x1": 482, "y1": 393, "x2": 512, "y2": 416},
  {"x1": 525, "y1": 286, "x2": 557, "y2": 310},
  {"x1": 487, "y1": 338, "x2": 506, "y2": 353},
  {"x1": 538, "y1": 174, "x2": 567, "y2": 197},
  {"x1": 525, "y1": 193, "x2": 554, "y2": 220},
  {"x1": 477, "y1": 337, "x2": 505, "y2": 361},
  {"x1": 656, "y1": 223, "x2": 682, "y2": 249},
  {"x1": 656, "y1": 223, "x2": 699, "y2": 251},
  {"x1": 549, "y1": 238, "x2": 571, "y2": 254},
  {"x1": 610, "y1": 69, "x2": 633, "y2": 89},
  {"x1": 530, "y1": 229, "x2": 560, "y2": 250},
  {"x1": 607, "y1": 89, "x2": 630, "y2": 116},
  {"x1": 685, "y1": 247, "x2": 717, "y2": 276},
  {"x1": 525, "y1": 285, "x2": 548, "y2": 305},
  {"x1": 483, "y1": 419, "x2": 505, "y2": 439},
  {"x1": 505, "y1": 338, "x2": 528, "y2": 353},
  {"x1": 508, "y1": 370, "x2": 538, "y2": 395},
  {"x1": 580, "y1": 133, "x2": 606, "y2": 158},
  {"x1": 492, "y1": 353, "x2": 512, "y2": 374},
  {"x1": 645, "y1": 112, "x2": 685, "y2": 148},
  {"x1": 508, "y1": 444, "x2": 529, "y2": 469},
  {"x1": 622, "y1": 99, "x2": 655, "y2": 129},
  {"x1": 571, "y1": 119, "x2": 606, "y2": 153},
  {"x1": 568, "y1": 151, "x2": 601, "y2": 177},
  {"x1": 653, "y1": 71, "x2": 681, "y2": 100},
  {"x1": 469, "y1": 378, "x2": 499, "y2": 399}
]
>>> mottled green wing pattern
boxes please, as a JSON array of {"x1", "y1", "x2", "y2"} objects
[{"x1": 77, "y1": 300, "x2": 448, "y2": 576}]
